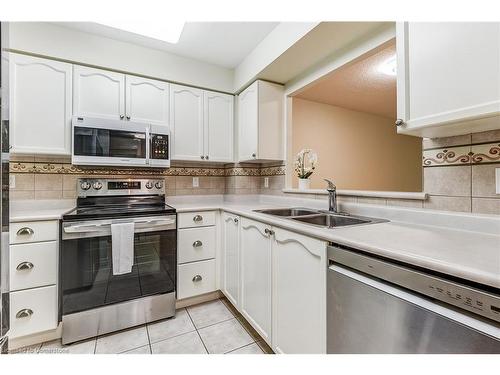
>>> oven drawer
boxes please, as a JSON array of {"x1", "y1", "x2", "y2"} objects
[
  {"x1": 10, "y1": 241, "x2": 58, "y2": 291},
  {"x1": 177, "y1": 259, "x2": 216, "y2": 299},
  {"x1": 178, "y1": 227, "x2": 216, "y2": 264},
  {"x1": 178, "y1": 211, "x2": 216, "y2": 229},
  {"x1": 9, "y1": 285, "x2": 58, "y2": 338},
  {"x1": 10, "y1": 220, "x2": 59, "y2": 244}
]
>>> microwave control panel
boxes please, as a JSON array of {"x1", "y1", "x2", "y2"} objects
[{"x1": 151, "y1": 134, "x2": 169, "y2": 160}]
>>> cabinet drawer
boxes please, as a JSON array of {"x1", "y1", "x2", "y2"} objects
[
  {"x1": 10, "y1": 220, "x2": 58, "y2": 244},
  {"x1": 178, "y1": 227, "x2": 216, "y2": 264},
  {"x1": 10, "y1": 241, "x2": 58, "y2": 291},
  {"x1": 177, "y1": 259, "x2": 216, "y2": 299},
  {"x1": 178, "y1": 211, "x2": 216, "y2": 229},
  {"x1": 9, "y1": 285, "x2": 58, "y2": 338}
]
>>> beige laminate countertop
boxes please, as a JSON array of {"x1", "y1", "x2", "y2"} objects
[{"x1": 168, "y1": 199, "x2": 500, "y2": 289}]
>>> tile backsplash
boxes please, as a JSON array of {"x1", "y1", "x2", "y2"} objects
[
  {"x1": 9, "y1": 129, "x2": 500, "y2": 216},
  {"x1": 9, "y1": 156, "x2": 286, "y2": 200},
  {"x1": 422, "y1": 129, "x2": 500, "y2": 214}
]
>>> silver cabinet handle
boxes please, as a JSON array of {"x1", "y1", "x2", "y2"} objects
[
  {"x1": 201, "y1": 155, "x2": 205, "y2": 160},
  {"x1": 193, "y1": 240, "x2": 203, "y2": 248},
  {"x1": 252, "y1": 153, "x2": 256, "y2": 158},
  {"x1": 17, "y1": 227, "x2": 34, "y2": 236},
  {"x1": 205, "y1": 155, "x2": 209, "y2": 160},
  {"x1": 192, "y1": 275, "x2": 202, "y2": 282},
  {"x1": 193, "y1": 215, "x2": 203, "y2": 222},
  {"x1": 233, "y1": 218, "x2": 239, "y2": 224},
  {"x1": 16, "y1": 261, "x2": 34, "y2": 271},
  {"x1": 264, "y1": 228, "x2": 274, "y2": 236},
  {"x1": 120, "y1": 115, "x2": 125, "y2": 120},
  {"x1": 395, "y1": 119, "x2": 405, "y2": 127},
  {"x1": 126, "y1": 115, "x2": 131, "y2": 120},
  {"x1": 16, "y1": 308, "x2": 34, "y2": 319}
]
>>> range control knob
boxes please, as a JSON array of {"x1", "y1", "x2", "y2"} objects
[
  {"x1": 155, "y1": 181, "x2": 163, "y2": 189},
  {"x1": 80, "y1": 181, "x2": 91, "y2": 191},
  {"x1": 92, "y1": 181, "x2": 103, "y2": 190},
  {"x1": 145, "y1": 181, "x2": 154, "y2": 189}
]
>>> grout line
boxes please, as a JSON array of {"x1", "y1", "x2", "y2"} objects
[
  {"x1": 145, "y1": 321, "x2": 152, "y2": 354},
  {"x1": 185, "y1": 307, "x2": 209, "y2": 354},
  {"x1": 224, "y1": 342, "x2": 260, "y2": 354}
]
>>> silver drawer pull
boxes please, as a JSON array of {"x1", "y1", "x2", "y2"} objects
[
  {"x1": 17, "y1": 227, "x2": 34, "y2": 236},
  {"x1": 234, "y1": 218, "x2": 239, "y2": 224},
  {"x1": 16, "y1": 261, "x2": 34, "y2": 271},
  {"x1": 193, "y1": 240, "x2": 203, "y2": 248},
  {"x1": 192, "y1": 275, "x2": 203, "y2": 282},
  {"x1": 16, "y1": 308, "x2": 34, "y2": 319},
  {"x1": 193, "y1": 215, "x2": 203, "y2": 222}
]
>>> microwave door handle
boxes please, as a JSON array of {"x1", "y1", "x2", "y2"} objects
[{"x1": 146, "y1": 126, "x2": 151, "y2": 166}]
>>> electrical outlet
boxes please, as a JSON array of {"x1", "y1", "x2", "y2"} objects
[
  {"x1": 193, "y1": 177, "x2": 199, "y2": 188},
  {"x1": 496, "y1": 168, "x2": 500, "y2": 194},
  {"x1": 9, "y1": 175, "x2": 15, "y2": 189},
  {"x1": 264, "y1": 177, "x2": 269, "y2": 188}
]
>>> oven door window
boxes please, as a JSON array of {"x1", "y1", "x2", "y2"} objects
[
  {"x1": 73, "y1": 127, "x2": 146, "y2": 159},
  {"x1": 61, "y1": 230, "x2": 176, "y2": 315}
]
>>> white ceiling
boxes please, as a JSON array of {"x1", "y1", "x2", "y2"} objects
[
  {"x1": 56, "y1": 22, "x2": 279, "y2": 68},
  {"x1": 295, "y1": 41, "x2": 397, "y2": 118}
]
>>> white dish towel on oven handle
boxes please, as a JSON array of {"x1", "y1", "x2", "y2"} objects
[{"x1": 111, "y1": 222, "x2": 135, "y2": 275}]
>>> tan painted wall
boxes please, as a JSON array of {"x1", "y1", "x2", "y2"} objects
[{"x1": 291, "y1": 98, "x2": 422, "y2": 191}]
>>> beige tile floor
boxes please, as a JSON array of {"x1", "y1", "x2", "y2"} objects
[{"x1": 10, "y1": 298, "x2": 274, "y2": 355}]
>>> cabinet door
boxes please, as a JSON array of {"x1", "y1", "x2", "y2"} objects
[
  {"x1": 222, "y1": 213, "x2": 240, "y2": 307},
  {"x1": 397, "y1": 22, "x2": 500, "y2": 136},
  {"x1": 73, "y1": 66, "x2": 125, "y2": 120},
  {"x1": 204, "y1": 91, "x2": 234, "y2": 162},
  {"x1": 10, "y1": 54, "x2": 72, "y2": 155},
  {"x1": 240, "y1": 217, "x2": 272, "y2": 344},
  {"x1": 170, "y1": 84, "x2": 204, "y2": 161},
  {"x1": 126, "y1": 75, "x2": 169, "y2": 126},
  {"x1": 237, "y1": 81, "x2": 258, "y2": 161},
  {"x1": 272, "y1": 227, "x2": 327, "y2": 354}
]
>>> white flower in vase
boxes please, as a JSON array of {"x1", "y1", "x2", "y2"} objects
[{"x1": 294, "y1": 149, "x2": 318, "y2": 190}]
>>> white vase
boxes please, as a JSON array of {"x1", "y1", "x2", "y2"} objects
[{"x1": 298, "y1": 178, "x2": 310, "y2": 190}]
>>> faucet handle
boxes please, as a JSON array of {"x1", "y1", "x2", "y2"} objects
[{"x1": 324, "y1": 179, "x2": 336, "y2": 190}]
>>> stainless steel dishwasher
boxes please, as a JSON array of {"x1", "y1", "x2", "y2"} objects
[{"x1": 327, "y1": 244, "x2": 500, "y2": 353}]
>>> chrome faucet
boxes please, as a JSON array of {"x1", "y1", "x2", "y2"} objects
[{"x1": 324, "y1": 179, "x2": 338, "y2": 213}]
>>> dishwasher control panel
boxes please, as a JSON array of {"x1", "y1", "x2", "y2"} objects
[{"x1": 329, "y1": 245, "x2": 500, "y2": 324}]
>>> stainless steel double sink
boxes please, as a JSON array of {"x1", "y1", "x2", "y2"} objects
[{"x1": 253, "y1": 208, "x2": 387, "y2": 229}]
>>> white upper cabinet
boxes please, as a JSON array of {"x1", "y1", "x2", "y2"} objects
[
  {"x1": 10, "y1": 54, "x2": 72, "y2": 155},
  {"x1": 170, "y1": 84, "x2": 204, "y2": 161},
  {"x1": 171, "y1": 84, "x2": 234, "y2": 162},
  {"x1": 397, "y1": 22, "x2": 500, "y2": 138},
  {"x1": 204, "y1": 91, "x2": 234, "y2": 162},
  {"x1": 221, "y1": 213, "x2": 240, "y2": 308},
  {"x1": 240, "y1": 218, "x2": 272, "y2": 344},
  {"x1": 73, "y1": 66, "x2": 125, "y2": 120},
  {"x1": 238, "y1": 80, "x2": 284, "y2": 162},
  {"x1": 272, "y1": 227, "x2": 327, "y2": 354},
  {"x1": 126, "y1": 75, "x2": 169, "y2": 126}
]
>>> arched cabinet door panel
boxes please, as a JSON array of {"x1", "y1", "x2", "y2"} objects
[
  {"x1": 126, "y1": 75, "x2": 169, "y2": 126},
  {"x1": 73, "y1": 65, "x2": 125, "y2": 120},
  {"x1": 10, "y1": 53, "x2": 72, "y2": 155}
]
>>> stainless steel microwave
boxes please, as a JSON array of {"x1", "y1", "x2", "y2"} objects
[{"x1": 72, "y1": 116, "x2": 170, "y2": 168}]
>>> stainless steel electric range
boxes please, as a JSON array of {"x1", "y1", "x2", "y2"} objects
[{"x1": 60, "y1": 178, "x2": 177, "y2": 345}]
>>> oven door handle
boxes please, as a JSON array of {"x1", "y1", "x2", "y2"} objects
[{"x1": 63, "y1": 217, "x2": 176, "y2": 234}]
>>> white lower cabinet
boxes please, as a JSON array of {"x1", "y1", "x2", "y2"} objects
[
  {"x1": 239, "y1": 218, "x2": 272, "y2": 344},
  {"x1": 9, "y1": 285, "x2": 58, "y2": 338},
  {"x1": 177, "y1": 259, "x2": 216, "y2": 299},
  {"x1": 221, "y1": 213, "x2": 240, "y2": 307},
  {"x1": 271, "y1": 227, "x2": 327, "y2": 354}
]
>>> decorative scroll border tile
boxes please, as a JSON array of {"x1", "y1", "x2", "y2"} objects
[
  {"x1": 9, "y1": 162, "x2": 286, "y2": 176},
  {"x1": 422, "y1": 143, "x2": 500, "y2": 166}
]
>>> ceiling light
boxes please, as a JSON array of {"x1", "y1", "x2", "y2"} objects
[
  {"x1": 378, "y1": 55, "x2": 397, "y2": 76},
  {"x1": 97, "y1": 21, "x2": 185, "y2": 44}
]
